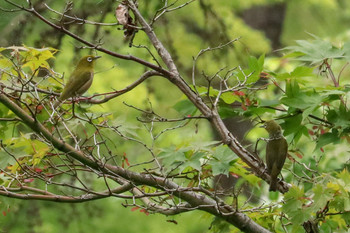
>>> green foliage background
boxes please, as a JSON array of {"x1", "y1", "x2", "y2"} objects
[{"x1": 0, "y1": 0, "x2": 350, "y2": 232}]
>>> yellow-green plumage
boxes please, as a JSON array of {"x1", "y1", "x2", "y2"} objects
[
  {"x1": 262, "y1": 120, "x2": 288, "y2": 191},
  {"x1": 54, "y1": 55, "x2": 100, "y2": 108}
]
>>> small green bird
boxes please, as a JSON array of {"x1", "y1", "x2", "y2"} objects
[
  {"x1": 261, "y1": 120, "x2": 288, "y2": 191},
  {"x1": 53, "y1": 55, "x2": 101, "y2": 108}
]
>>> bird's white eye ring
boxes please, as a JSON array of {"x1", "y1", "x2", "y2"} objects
[{"x1": 87, "y1": 57, "x2": 93, "y2": 62}]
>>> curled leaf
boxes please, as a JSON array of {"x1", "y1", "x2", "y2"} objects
[
  {"x1": 115, "y1": 3, "x2": 129, "y2": 26},
  {"x1": 115, "y1": 2, "x2": 138, "y2": 39}
]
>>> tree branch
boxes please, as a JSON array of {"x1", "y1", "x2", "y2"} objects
[
  {"x1": 0, "y1": 90, "x2": 271, "y2": 233},
  {"x1": 4, "y1": 0, "x2": 170, "y2": 76},
  {"x1": 86, "y1": 70, "x2": 161, "y2": 104},
  {"x1": 127, "y1": 0, "x2": 289, "y2": 194},
  {"x1": 0, "y1": 182, "x2": 133, "y2": 203}
]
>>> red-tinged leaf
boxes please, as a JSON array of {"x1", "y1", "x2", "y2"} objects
[
  {"x1": 124, "y1": 157, "x2": 130, "y2": 166},
  {"x1": 295, "y1": 152, "x2": 303, "y2": 159},
  {"x1": 34, "y1": 168, "x2": 42, "y2": 173},
  {"x1": 123, "y1": 152, "x2": 127, "y2": 157},
  {"x1": 2, "y1": 211, "x2": 6, "y2": 216},
  {"x1": 308, "y1": 130, "x2": 314, "y2": 136},
  {"x1": 140, "y1": 209, "x2": 149, "y2": 216},
  {"x1": 241, "y1": 103, "x2": 247, "y2": 111},
  {"x1": 245, "y1": 97, "x2": 251, "y2": 106},
  {"x1": 23, "y1": 178, "x2": 34, "y2": 183},
  {"x1": 37, "y1": 105, "x2": 44, "y2": 111},
  {"x1": 234, "y1": 91, "x2": 245, "y2": 96},
  {"x1": 320, "y1": 129, "x2": 326, "y2": 135},
  {"x1": 312, "y1": 126, "x2": 318, "y2": 130},
  {"x1": 122, "y1": 160, "x2": 125, "y2": 168},
  {"x1": 7, "y1": 208, "x2": 10, "y2": 213},
  {"x1": 131, "y1": 207, "x2": 140, "y2": 212},
  {"x1": 320, "y1": 147, "x2": 324, "y2": 152}
]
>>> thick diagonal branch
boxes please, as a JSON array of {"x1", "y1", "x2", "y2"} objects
[
  {"x1": 2, "y1": 0, "x2": 284, "y2": 192},
  {"x1": 0, "y1": 90, "x2": 271, "y2": 233},
  {"x1": 127, "y1": 1, "x2": 289, "y2": 194}
]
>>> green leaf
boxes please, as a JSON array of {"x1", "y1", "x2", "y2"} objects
[
  {"x1": 158, "y1": 146, "x2": 187, "y2": 170},
  {"x1": 282, "y1": 115, "x2": 303, "y2": 136},
  {"x1": 337, "y1": 169, "x2": 350, "y2": 189},
  {"x1": 283, "y1": 186, "x2": 312, "y2": 225},
  {"x1": 244, "y1": 105, "x2": 275, "y2": 116},
  {"x1": 285, "y1": 79, "x2": 300, "y2": 98},
  {"x1": 258, "y1": 53, "x2": 265, "y2": 69},
  {"x1": 218, "y1": 103, "x2": 239, "y2": 119},
  {"x1": 209, "y1": 145, "x2": 237, "y2": 176},
  {"x1": 283, "y1": 186, "x2": 304, "y2": 213},
  {"x1": 236, "y1": 54, "x2": 264, "y2": 84},
  {"x1": 220, "y1": 92, "x2": 241, "y2": 104},
  {"x1": 230, "y1": 166, "x2": 260, "y2": 186},
  {"x1": 315, "y1": 130, "x2": 340, "y2": 151},
  {"x1": 158, "y1": 146, "x2": 207, "y2": 173},
  {"x1": 21, "y1": 46, "x2": 57, "y2": 71},
  {"x1": 282, "y1": 89, "x2": 323, "y2": 116},
  {"x1": 259, "y1": 99, "x2": 280, "y2": 107},
  {"x1": 0, "y1": 149, "x2": 20, "y2": 168},
  {"x1": 309, "y1": 184, "x2": 333, "y2": 212},
  {"x1": 173, "y1": 99, "x2": 197, "y2": 116},
  {"x1": 276, "y1": 66, "x2": 315, "y2": 83},
  {"x1": 283, "y1": 38, "x2": 344, "y2": 64},
  {"x1": 326, "y1": 108, "x2": 350, "y2": 129},
  {"x1": 178, "y1": 151, "x2": 204, "y2": 172},
  {"x1": 290, "y1": 66, "x2": 314, "y2": 78},
  {"x1": 342, "y1": 41, "x2": 350, "y2": 62},
  {"x1": 194, "y1": 86, "x2": 219, "y2": 97}
]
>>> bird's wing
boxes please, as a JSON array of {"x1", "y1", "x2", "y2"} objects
[
  {"x1": 59, "y1": 70, "x2": 93, "y2": 101},
  {"x1": 276, "y1": 138, "x2": 288, "y2": 170},
  {"x1": 266, "y1": 142, "x2": 274, "y2": 174},
  {"x1": 266, "y1": 138, "x2": 288, "y2": 173}
]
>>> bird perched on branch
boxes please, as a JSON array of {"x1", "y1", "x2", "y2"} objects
[
  {"x1": 261, "y1": 120, "x2": 288, "y2": 191},
  {"x1": 53, "y1": 55, "x2": 101, "y2": 108}
]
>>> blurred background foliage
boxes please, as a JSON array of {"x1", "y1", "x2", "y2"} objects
[{"x1": 0, "y1": 0, "x2": 350, "y2": 232}]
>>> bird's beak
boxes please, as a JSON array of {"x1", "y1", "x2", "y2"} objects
[{"x1": 93, "y1": 56, "x2": 102, "y2": 60}]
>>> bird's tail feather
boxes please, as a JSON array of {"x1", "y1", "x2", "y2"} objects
[
  {"x1": 269, "y1": 178, "x2": 277, "y2": 192},
  {"x1": 269, "y1": 164, "x2": 279, "y2": 191}
]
